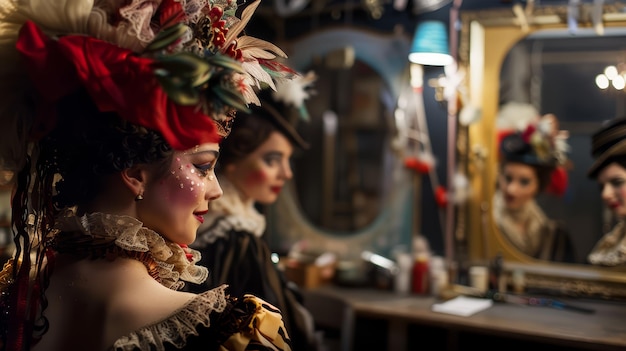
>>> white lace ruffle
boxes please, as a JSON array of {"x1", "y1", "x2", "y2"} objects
[
  {"x1": 193, "y1": 178, "x2": 265, "y2": 247},
  {"x1": 111, "y1": 285, "x2": 229, "y2": 351},
  {"x1": 55, "y1": 212, "x2": 208, "y2": 290}
]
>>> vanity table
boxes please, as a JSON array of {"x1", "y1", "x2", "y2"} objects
[{"x1": 302, "y1": 286, "x2": 626, "y2": 351}]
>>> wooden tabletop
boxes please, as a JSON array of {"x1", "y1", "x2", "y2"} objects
[{"x1": 302, "y1": 286, "x2": 626, "y2": 350}]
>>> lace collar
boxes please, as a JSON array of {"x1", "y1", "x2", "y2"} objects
[
  {"x1": 54, "y1": 211, "x2": 208, "y2": 290},
  {"x1": 195, "y1": 178, "x2": 266, "y2": 246}
]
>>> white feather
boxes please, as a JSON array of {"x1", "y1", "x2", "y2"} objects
[
  {"x1": 496, "y1": 101, "x2": 538, "y2": 131},
  {"x1": 272, "y1": 71, "x2": 317, "y2": 109},
  {"x1": 17, "y1": 0, "x2": 93, "y2": 34},
  {"x1": 242, "y1": 61, "x2": 276, "y2": 91}
]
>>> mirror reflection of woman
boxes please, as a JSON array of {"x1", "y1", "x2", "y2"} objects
[
  {"x1": 493, "y1": 105, "x2": 574, "y2": 261},
  {"x1": 587, "y1": 117, "x2": 626, "y2": 266}
]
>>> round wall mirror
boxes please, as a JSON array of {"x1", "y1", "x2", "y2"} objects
[
  {"x1": 266, "y1": 28, "x2": 415, "y2": 260},
  {"x1": 294, "y1": 59, "x2": 394, "y2": 232}
]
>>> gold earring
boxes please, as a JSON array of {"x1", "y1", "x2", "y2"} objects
[{"x1": 135, "y1": 193, "x2": 144, "y2": 201}]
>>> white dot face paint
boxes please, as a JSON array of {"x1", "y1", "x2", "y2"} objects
[{"x1": 138, "y1": 143, "x2": 222, "y2": 244}]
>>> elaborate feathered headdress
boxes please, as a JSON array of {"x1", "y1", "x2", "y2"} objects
[
  {"x1": 496, "y1": 102, "x2": 571, "y2": 196},
  {"x1": 0, "y1": 0, "x2": 296, "y2": 184},
  {"x1": 497, "y1": 102, "x2": 570, "y2": 169}
]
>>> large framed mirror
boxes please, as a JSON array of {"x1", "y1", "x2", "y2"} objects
[
  {"x1": 266, "y1": 28, "x2": 417, "y2": 263},
  {"x1": 461, "y1": 4, "x2": 626, "y2": 299}
]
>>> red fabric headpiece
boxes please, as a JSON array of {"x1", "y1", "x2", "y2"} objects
[{"x1": 16, "y1": 21, "x2": 222, "y2": 151}]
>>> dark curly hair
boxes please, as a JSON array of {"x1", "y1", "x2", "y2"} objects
[
  {"x1": 37, "y1": 89, "x2": 173, "y2": 211},
  {"x1": 218, "y1": 113, "x2": 272, "y2": 167},
  {"x1": 499, "y1": 133, "x2": 556, "y2": 192},
  {"x1": 2, "y1": 89, "x2": 175, "y2": 346},
  {"x1": 218, "y1": 100, "x2": 307, "y2": 170}
]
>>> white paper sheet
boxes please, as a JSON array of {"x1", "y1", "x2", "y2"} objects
[{"x1": 431, "y1": 296, "x2": 494, "y2": 317}]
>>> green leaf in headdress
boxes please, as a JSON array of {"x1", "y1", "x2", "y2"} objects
[
  {"x1": 153, "y1": 53, "x2": 212, "y2": 87},
  {"x1": 205, "y1": 54, "x2": 246, "y2": 74},
  {"x1": 145, "y1": 23, "x2": 190, "y2": 53},
  {"x1": 155, "y1": 72, "x2": 200, "y2": 105},
  {"x1": 211, "y1": 85, "x2": 250, "y2": 113}
]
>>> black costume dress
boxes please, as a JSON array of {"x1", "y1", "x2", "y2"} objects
[{"x1": 189, "y1": 179, "x2": 318, "y2": 351}]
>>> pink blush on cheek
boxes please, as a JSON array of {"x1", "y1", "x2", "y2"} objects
[
  {"x1": 244, "y1": 169, "x2": 267, "y2": 187},
  {"x1": 160, "y1": 160, "x2": 205, "y2": 201}
]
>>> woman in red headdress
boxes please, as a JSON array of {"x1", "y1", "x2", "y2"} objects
[
  {"x1": 0, "y1": 0, "x2": 297, "y2": 350},
  {"x1": 493, "y1": 104, "x2": 574, "y2": 262}
]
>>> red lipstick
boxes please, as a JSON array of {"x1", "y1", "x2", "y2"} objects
[{"x1": 194, "y1": 210, "x2": 208, "y2": 223}]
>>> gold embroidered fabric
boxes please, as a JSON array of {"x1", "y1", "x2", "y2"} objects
[
  {"x1": 220, "y1": 294, "x2": 291, "y2": 351},
  {"x1": 54, "y1": 211, "x2": 208, "y2": 290},
  {"x1": 588, "y1": 220, "x2": 626, "y2": 266}
]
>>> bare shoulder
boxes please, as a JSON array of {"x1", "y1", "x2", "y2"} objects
[{"x1": 39, "y1": 256, "x2": 199, "y2": 349}]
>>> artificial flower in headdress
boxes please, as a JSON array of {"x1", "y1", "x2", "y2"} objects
[
  {"x1": 271, "y1": 70, "x2": 317, "y2": 121},
  {"x1": 0, "y1": 0, "x2": 297, "y2": 182},
  {"x1": 240, "y1": 69, "x2": 316, "y2": 150}
]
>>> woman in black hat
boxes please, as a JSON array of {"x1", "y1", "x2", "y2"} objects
[
  {"x1": 187, "y1": 77, "x2": 322, "y2": 351},
  {"x1": 493, "y1": 112, "x2": 574, "y2": 262},
  {"x1": 587, "y1": 117, "x2": 626, "y2": 266}
]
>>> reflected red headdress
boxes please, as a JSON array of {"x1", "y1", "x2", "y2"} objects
[{"x1": 497, "y1": 103, "x2": 571, "y2": 197}]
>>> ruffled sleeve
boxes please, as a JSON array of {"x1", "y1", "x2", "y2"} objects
[{"x1": 111, "y1": 285, "x2": 292, "y2": 351}]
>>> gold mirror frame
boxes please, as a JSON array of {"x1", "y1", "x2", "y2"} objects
[{"x1": 460, "y1": 4, "x2": 626, "y2": 300}]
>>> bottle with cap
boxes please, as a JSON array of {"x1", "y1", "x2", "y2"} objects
[
  {"x1": 411, "y1": 235, "x2": 431, "y2": 295},
  {"x1": 412, "y1": 254, "x2": 430, "y2": 295},
  {"x1": 394, "y1": 252, "x2": 413, "y2": 294},
  {"x1": 429, "y1": 255, "x2": 448, "y2": 297}
]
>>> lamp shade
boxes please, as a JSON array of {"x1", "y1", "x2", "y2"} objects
[{"x1": 408, "y1": 20, "x2": 454, "y2": 66}]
